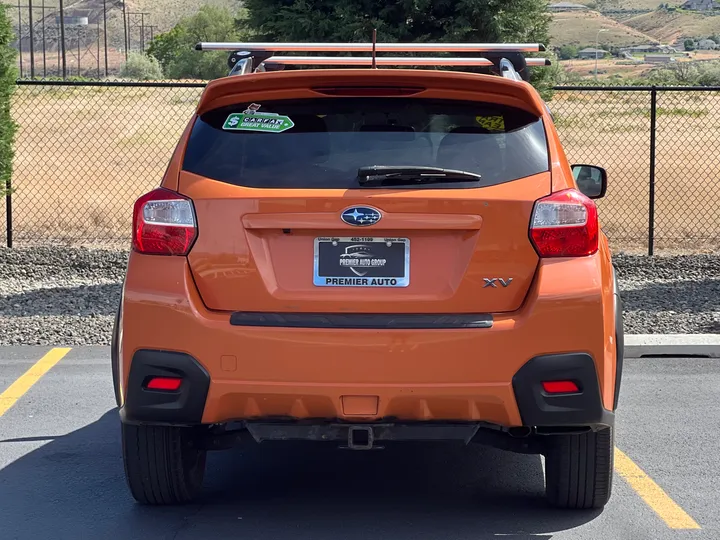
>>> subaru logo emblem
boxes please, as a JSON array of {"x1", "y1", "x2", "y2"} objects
[{"x1": 341, "y1": 206, "x2": 382, "y2": 227}]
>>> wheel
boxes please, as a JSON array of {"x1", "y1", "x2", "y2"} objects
[
  {"x1": 122, "y1": 423, "x2": 207, "y2": 505},
  {"x1": 544, "y1": 427, "x2": 614, "y2": 509}
]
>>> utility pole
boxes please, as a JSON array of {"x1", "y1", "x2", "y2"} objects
[
  {"x1": 103, "y1": 0, "x2": 108, "y2": 76},
  {"x1": 122, "y1": 1, "x2": 128, "y2": 60},
  {"x1": 128, "y1": 12, "x2": 149, "y2": 53},
  {"x1": 96, "y1": 23, "x2": 100, "y2": 78},
  {"x1": 140, "y1": 12, "x2": 145, "y2": 52},
  {"x1": 56, "y1": 14, "x2": 60, "y2": 76},
  {"x1": 41, "y1": 0, "x2": 46, "y2": 78},
  {"x1": 17, "y1": 2, "x2": 23, "y2": 78},
  {"x1": 59, "y1": 0, "x2": 66, "y2": 79},
  {"x1": 28, "y1": 0, "x2": 35, "y2": 78}
]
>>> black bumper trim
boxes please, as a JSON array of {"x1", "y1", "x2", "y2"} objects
[
  {"x1": 613, "y1": 265, "x2": 625, "y2": 410},
  {"x1": 119, "y1": 350, "x2": 210, "y2": 426},
  {"x1": 230, "y1": 312, "x2": 493, "y2": 329},
  {"x1": 512, "y1": 353, "x2": 613, "y2": 429}
]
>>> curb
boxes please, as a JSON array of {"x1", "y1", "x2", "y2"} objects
[{"x1": 625, "y1": 334, "x2": 720, "y2": 358}]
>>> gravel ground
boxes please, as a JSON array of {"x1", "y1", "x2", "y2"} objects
[{"x1": 0, "y1": 246, "x2": 718, "y2": 345}]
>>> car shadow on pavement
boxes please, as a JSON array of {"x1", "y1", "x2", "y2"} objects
[{"x1": 0, "y1": 409, "x2": 601, "y2": 540}]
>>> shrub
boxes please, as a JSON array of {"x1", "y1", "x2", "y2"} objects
[
  {"x1": 0, "y1": 5, "x2": 17, "y2": 198},
  {"x1": 120, "y1": 53, "x2": 164, "y2": 80},
  {"x1": 558, "y1": 45, "x2": 579, "y2": 60},
  {"x1": 148, "y1": 5, "x2": 240, "y2": 80}
]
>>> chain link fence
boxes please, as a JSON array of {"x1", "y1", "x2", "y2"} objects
[{"x1": 2, "y1": 81, "x2": 720, "y2": 254}]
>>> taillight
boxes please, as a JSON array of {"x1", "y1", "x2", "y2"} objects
[
  {"x1": 530, "y1": 189, "x2": 599, "y2": 258},
  {"x1": 132, "y1": 188, "x2": 197, "y2": 255}
]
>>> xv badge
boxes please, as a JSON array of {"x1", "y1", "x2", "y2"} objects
[{"x1": 483, "y1": 278, "x2": 513, "y2": 288}]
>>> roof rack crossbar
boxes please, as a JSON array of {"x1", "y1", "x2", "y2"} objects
[
  {"x1": 201, "y1": 42, "x2": 551, "y2": 80},
  {"x1": 261, "y1": 56, "x2": 495, "y2": 67},
  {"x1": 196, "y1": 42, "x2": 546, "y2": 53}
]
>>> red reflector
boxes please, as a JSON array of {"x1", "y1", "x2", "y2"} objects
[
  {"x1": 542, "y1": 381, "x2": 579, "y2": 394},
  {"x1": 311, "y1": 86, "x2": 425, "y2": 96},
  {"x1": 146, "y1": 377, "x2": 182, "y2": 391}
]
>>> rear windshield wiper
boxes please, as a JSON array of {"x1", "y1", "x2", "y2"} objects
[{"x1": 357, "y1": 166, "x2": 482, "y2": 186}]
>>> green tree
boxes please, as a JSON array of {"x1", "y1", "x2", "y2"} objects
[
  {"x1": 558, "y1": 45, "x2": 579, "y2": 60},
  {"x1": 0, "y1": 4, "x2": 17, "y2": 198},
  {"x1": 148, "y1": 5, "x2": 241, "y2": 80},
  {"x1": 684, "y1": 39, "x2": 696, "y2": 51},
  {"x1": 241, "y1": 0, "x2": 551, "y2": 51},
  {"x1": 240, "y1": 0, "x2": 552, "y2": 95}
]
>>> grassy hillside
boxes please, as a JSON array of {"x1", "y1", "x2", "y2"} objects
[
  {"x1": 573, "y1": 0, "x2": 682, "y2": 9},
  {"x1": 4, "y1": 0, "x2": 240, "y2": 34},
  {"x1": 624, "y1": 10, "x2": 720, "y2": 42},
  {"x1": 550, "y1": 10, "x2": 659, "y2": 47}
]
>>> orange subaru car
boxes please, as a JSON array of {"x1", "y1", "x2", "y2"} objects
[{"x1": 112, "y1": 42, "x2": 624, "y2": 509}]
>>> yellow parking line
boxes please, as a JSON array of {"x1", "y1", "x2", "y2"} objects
[
  {"x1": 615, "y1": 447, "x2": 701, "y2": 530},
  {"x1": 0, "y1": 348, "x2": 72, "y2": 417}
]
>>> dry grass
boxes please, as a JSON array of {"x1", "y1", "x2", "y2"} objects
[
  {"x1": 624, "y1": 10, "x2": 720, "y2": 43},
  {"x1": 551, "y1": 89, "x2": 720, "y2": 250},
  {"x1": 574, "y1": 0, "x2": 684, "y2": 8},
  {"x1": 5, "y1": 85, "x2": 720, "y2": 252},
  {"x1": 8, "y1": 84, "x2": 204, "y2": 244},
  {"x1": 550, "y1": 10, "x2": 659, "y2": 48}
]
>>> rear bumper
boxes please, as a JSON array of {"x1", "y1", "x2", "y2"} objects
[
  {"x1": 120, "y1": 349, "x2": 613, "y2": 431},
  {"x1": 117, "y1": 251, "x2": 618, "y2": 429}
]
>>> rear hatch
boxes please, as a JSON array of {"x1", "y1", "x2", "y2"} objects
[{"x1": 178, "y1": 72, "x2": 551, "y2": 314}]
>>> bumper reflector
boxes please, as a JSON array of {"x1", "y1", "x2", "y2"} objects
[
  {"x1": 542, "y1": 380, "x2": 580, "y2": 394},
  {"x1": 146, "y1": 377, "x2": 183, "y2": 391}
]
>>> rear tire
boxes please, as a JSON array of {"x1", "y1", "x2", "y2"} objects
[
  {"x1": 544, "y1": 427, "x2": 614, "y2": 509},
  {"x1": 122, "y1": 423, "x2": 206, "y2": 505}
]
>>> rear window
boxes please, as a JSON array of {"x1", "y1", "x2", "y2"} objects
[{"x1": 182, "y1": 98, "x2": 549, "y2": 189}]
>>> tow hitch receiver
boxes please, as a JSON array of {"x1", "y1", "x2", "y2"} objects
[{"x1": 344, "y1": 425, "x2": 378, "y2": 450}]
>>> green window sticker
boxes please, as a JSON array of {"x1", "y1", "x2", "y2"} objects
[
  {"x1": 475, "y1": 115, "x2": 505, "y2": 131},
  {"x1": 223, "y1": 111, "x2": 295, "y2": 133}
]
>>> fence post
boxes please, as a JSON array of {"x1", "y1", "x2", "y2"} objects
[
  {"x1": 648, "y1": 86, "x2": 657, "y2": 256},
  {"x1": 5, "y1": 184, "x2": 11, "y2": 248}
]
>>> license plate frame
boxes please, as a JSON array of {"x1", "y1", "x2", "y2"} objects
[{"x1": 313, "y1": 237, "x2": 410, "y2": 287}]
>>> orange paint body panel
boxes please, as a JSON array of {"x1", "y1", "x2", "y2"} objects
[
  {"x1": 118, "y1": 248, "x2": 616, "y2": 425},
  {"x1": 118, "y1": 67, "x2": 620, "y2": 431},
  {"x1": 182, "y1": 172, "x2": 547, "y2": 314}
]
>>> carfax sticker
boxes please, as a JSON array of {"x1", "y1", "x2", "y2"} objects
[
  {"x1": 475, "y1": 115, "x2": 505, "y2": 131},
  {"x1": 223, "y1": 103, "x2": 295, "y2": 133}
]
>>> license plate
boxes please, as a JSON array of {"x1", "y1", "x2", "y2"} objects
[{"x1": 313, "y1": 237, "x2": 410, "y2": 287}]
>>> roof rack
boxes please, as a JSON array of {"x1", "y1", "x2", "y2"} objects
[{"x1": 194, "y1": 41, "x2": 550, "y2": 82}]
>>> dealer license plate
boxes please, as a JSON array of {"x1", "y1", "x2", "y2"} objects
[{"x1": 313, "y1": 237, "x2": 410, "y2": 287}]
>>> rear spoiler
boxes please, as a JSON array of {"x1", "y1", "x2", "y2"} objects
[{"x1": 194, "y1": 40, "x2": 551, "y2": 82}]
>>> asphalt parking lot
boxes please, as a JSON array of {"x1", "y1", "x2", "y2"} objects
[{"x1": 0, "y1": 347, "x2": 714, "y2": 540}]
